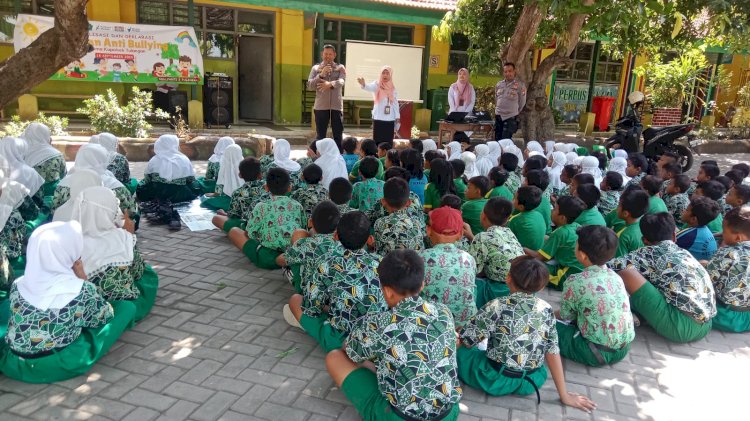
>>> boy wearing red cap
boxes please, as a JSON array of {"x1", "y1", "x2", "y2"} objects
[{"x1": 420, "y1": 206, "x2": 478, "y2": 327}]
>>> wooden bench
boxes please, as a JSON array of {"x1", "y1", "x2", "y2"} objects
[
  {"x1": 35, "y1": 93, "x2": 96, "y2": 116},
  {"x1": 353, "y1": 104, "x2": 372, "y2": 126}
]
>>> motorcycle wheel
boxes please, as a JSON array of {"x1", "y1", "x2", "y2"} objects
[{"x1": 674, "y1": 144, "x2": 694, "y2": 172}]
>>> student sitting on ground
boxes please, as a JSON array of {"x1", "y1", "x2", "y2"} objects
[
  {"x1": 197, "y1": 136, "x2": 234, "y2": 194},
  {"x1": 692, "y1": 180, "x2": 726, "y2": 234},
  {"x1": 450, "y1": 159, "x2": 468, "y2": 200},
  {"x1": 373, "y1": 177, "x2": 425, "y2": 255},
  {"x1": 526, "y1": 196, "x2": 586, "y2": 289},
  {"x1": 641, "y1": 175, "x2": 668, "y2": 214},
  {"x1": 423, "y1": 158, "x2": 456, "y2": 211},
  {"x1": 201, "y1": 144, "x2": 244, "y2": 212},
  {"x1": 349, "y1": 139, "x2": 384, "y2": 183},
  {"x1": 462, "y1": 176, "x2": 491, "y2": 235},
  {"x1": 350, "y1": 157, "x2": 385, "y2": 212},
  {"x1": 384, "y1": 149, "x2": 400, "y2": 169},
  {"x1": 658, "y1": 162, "x2": 682, "y2": 198},
  {"x1": 677, "y1": 196, "x2": 720, "y2": 261},
  {"x1": 0, "y1": 221, "x2": 136, "y2": 383},
  {"x1": 727, "y1": 184, "x2": 750, "y2": 209},
  {"x1": 0, "y1": 157, "x2": 39, "y2": 275},
  {"x1": 508, "y1": 186, "x2": 546, "y2": 250},
  {"x1": 570, "y1": 173, "x2": 594, "y2": 198},
  {"x1": 556, "y1": 164, "x2": 581, "y2": 199},
  {"x1": 423, "y1": 149, "x2": 441, "y2": 180},
  {"x1": 614, "y1": 186, "x2": 650, "y2": 258},
  {"x1": 1, "y1": 137, "x2": 44, "y2": 211},
  {"x1": 341, "y1": 137, "x2": 360, "y2": 175},
  {"x1": 137, "y1": 135, "x2": 201, "y2": 203},
  {"x1": 608, "y1": 213, "x2": 717, "y2": 343},
  {"x1": 500, "y1": 152, "x2": 522, "y2": 194},
  {"x1": 697, "y1": 162, "x2": 720, "y2": 184},
  {"x1": 420, "y1": 206, "x2": 477, "y2": 327},
  {"x1": 291, "y1": 164, "x2": 328, "y2": 220},
  {"x1": 665, "y1": 174, "x2": 692, "y2": 225},
  {"x1": 487, "y1": 167, "x2": 513, "y2": 201},
  {"x1": 624, "y1": 153, "x2": 648, "y2": 189},
  {"x1": 21, "y1": 123, "x2": 67, "y2": 196},
  {"x1": 524, "y1": 169, "x2": 553, "y2": 233},
  {"x1": 708, "y1": 206, "x2": 750, "y2": 332},
  {"x1": 465, "y1": 197, "x2": 524, "y2": 307},
  {"x1": 714, "y1": 175, "x2": 734, "y2": 214},
  {"x1": 212, "y1": 157, "x2": 269, "y2": 233},
  {"x1": 457, "y1": 256, "x2": 596, "y2": 412},
  {"x1": 724, "y1": 169, "x2": 746, "y2": 194},
  {"x1": 366, "y1": 167, "x2": 424, "y2": 229},
  {"x1": 265, "y1": 139, "x2": 302, "y2": 190},
  {"x1": 284, "y1": 211, "x2": 388, "y2": 353},
  {"x1": 598, "y1": 171, "x2": 623, "y2": 216},
  {"x1": 556, "y1": 226, "x2": 635, "y2": 367},
  {"x1": 328, "y1": 177, "x2": 356, "y2": 215},
  {"x1": 326, "y1": 249, "x2": 462, "y2": 421},
  {"x1": 228, "y1": 168, "x2": 305, "y2": 270},
  {"x1": 731, "y1": 163, "x2": 750, "y2": 182},
  {"x1": 574, "y1": 183, "x2": 606, "y2": 227},
  {"x1": 276, "y1": 200, "x2": 341, "y2": 294},
  {"x1": 401, "y1": 148, "x2": 428, "y2": 206}
]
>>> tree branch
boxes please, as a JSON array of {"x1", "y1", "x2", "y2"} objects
[{"x1": 501, "y1": 1, "x2": 545, "y2": 81}]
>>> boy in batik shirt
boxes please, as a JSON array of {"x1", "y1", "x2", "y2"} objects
[
  {"x1": 598, "y1": 171, "x2": 623, "y2": 216},
  {"x1": 290, "y1": 164, "x2": 328, "y2": 220},
  {"x1": 328, "y1": 177, "x2": 356, "y2": 215},
  {"x1": 500, "y1": 153, "x2": 522, "y2": 195},
  {"x1": 284, "y1": 211, "x2": 387, "y2": 352},
  {"x1": 608, "y1": 213, "x2": 717, "y2": 343},
  {"x1": 350, "y1": 157, "x2": 385, "y2": 211},
  {"x1": 556, "y1": 226, "x2": 635, "y2": 366},
  {"x1": 366, "y1": 167, "x2": 424, "y2": 229},
  {"x1": 624, "y1": 153, "x2": 648, "y2": 189},
  {"x1": 212, "y1": 157, "x2": 269, "y2": 233},
  {"x1": 665, "y1": 174, "x2": 691, "y2": 226},
  {"x1": 326, "y1": 250, "x2": 462, "y2": 421},
  {"x1": 457, "y1": 256, "x2": 596, "y2": 412},
  {"x1": 373, "y1": 177, "x2": 425, "y2": 255}
]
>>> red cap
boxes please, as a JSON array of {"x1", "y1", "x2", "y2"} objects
[{"x1": 429, "y1": 206, "x2": 464, "y2": 236}]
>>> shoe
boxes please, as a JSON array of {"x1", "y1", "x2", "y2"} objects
[
  {"x1": 168, "y1": 210, "x2": 181, "y2": 230},
  {"x1": 283, "y1": 304, "x2": 301, "y2": 328}
]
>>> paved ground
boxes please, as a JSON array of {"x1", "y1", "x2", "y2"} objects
[{"x1": 1, "y1": 154, "x2": 749, "y2": 421}]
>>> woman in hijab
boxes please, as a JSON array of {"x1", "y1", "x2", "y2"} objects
[
  {"x1": 91, "y1": 132, "x2": 136, "y2": 193},
  {"x1": 0, "y1": 137, "x2": 44, "y2": 204},
  {"x1": 446, "y1": 141, "x2": 463, "y2": 161},
  {"x1": 547, "y1": 151, "x2": 567, "y2": 195},
  {"x1": 487, "y1": 141, "x2": 501, "y2": 167},
  {"x1": 565, "y1": 151, "x2": 579, "y2": 165},
  {"x1": 448, "y1": 68, "x2": 476, "y2": 114},
  {"x1": 0, "y1": 157, "x2": 31, "y2": 276},
  {"x1": 581, "y1": 156, "x2": 604, "y2": 187},
  {"x1": 358, "y1": 66, "x2": 399, "y2": 144},
  {"x1": 197, "y1": 136, "x2": 235, "y2": 194},
  {"x1": 202, "y1": 144, "x2": 244, "y2": 211},
  {"x1": 267, "y1": 139, "x2": 302, "y2": 189},
  {"x1": 524, "y1": 140, "x2": 545, "y2": 159},
  {"x1": 474, "y1": 144, "x2": 494, "y2": 177},
  {"x1": 137, "y1": 134, "x2": 200, "y2": 203},
  {"x1": 314, "y1": 138, "x2": 347, "y2": 189},
  {"x1": 72, "y1": 187, "x2": 158, "y2": 322},
  {"x1": 607, "y1": 157, "x2": 631, "y2": 185},
  {"x1": 461, "y1": 151, "x2": 478, "y2": 179},
  {"x1": 52, "y1": 169, "x2": 102, "y2": 223},
  {"x1": 20, "y1": 123, "x2": 66, "y2": 196},
  {"x1": 0, "y1": 220, "x2": 136, "y2": 383},
  {"x1": 422, "y1": 139, "x2": 437, "y2": 157}
]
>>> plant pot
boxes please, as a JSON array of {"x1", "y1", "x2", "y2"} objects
[{"x1": 652, "y1": 107, "x2": 682, "y2": 126}]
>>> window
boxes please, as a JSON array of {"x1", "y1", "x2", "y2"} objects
[
  {"x1": 557, "y1": 43, "x2": 623, "y2": 83},
  {"x1": 448, "y1": 33, "x2": 470, "y2": 73},
  {"x1": 314, "y1": 19, "x2": 413, "y2": 64},
  {"x1": 0, "y1": 0, "x2": 49, "y2": 44}
]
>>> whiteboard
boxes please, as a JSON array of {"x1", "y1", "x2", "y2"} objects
[{"x1": 344, "y1": 41, "x2": 424, "y2": 103}]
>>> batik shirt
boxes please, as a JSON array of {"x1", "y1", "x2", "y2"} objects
[
  {"x1": 560, "y1": 265, "x2": 635, "y2": 349},
  {"x1": 665, "y1": 192, "x2": 690, "y2": 224},
  {"x1": 598, "y1": 190, "x2": 621, "y2": 216},
  {"x1": 718, "y1": 195, "x2": 732, "y2": 216},
  {"x1": 707, "y1": 241, "x2": 750, "y2": 308},
  {"x1": 290, "y1": 183, "x2": 328, "y2": 220},
  {"x1": 420, "y1": 243, "x2": 477, "y2": 328},
  {"x1": 88, "y1": 247, "x2": 146, "y2": 301},
  {"x1": 304, "y1": 248, "x2": 387, "y2": 333},
  {"x1": 262, "y1": 161, "x2": 302, "y2": 191},
  {"x1": 285, "y1": 234, "x2": 339, "y2": 284},
  {"x1": 659, "y1": 178, "x2": 672, "y2": 197},
  {"x1": 336, "y1": 203, "x2": 356, "y2": 215},
  {"x1": 17, "y1": 196, "x2": 39, "y2": 222},
  {"x1": 227, "y1": 180, "x2": 269, "y2": 220},
  {"x1": 367, "y1": 191, "x2": 424, "y2": 229},
  {"x1": 142, "y1": 173, "x2": 195, "y2": 186},
  {"x1": 608, "y1": 241, "x2": 717, "y2": 322},
  {"x1": 557, "y1": 184, "x2": 571, "y2": 198},
  {"x1": 346, "y1": 296, "x2": 462, "y2": 421},
  {"x1": 374, "y1": 208, "x2": 425, "y2": 255},
  {"x1": 0, "y1": 244, "x2": 11, "y2": 292},
  {"x1": 108, "y1": 154, "x2": 131, "y2": 185},
  {"x1": 506, "y1": 171, "x2": 522, "y2": 195},
  {"x1": 351, "y1": 178, "x2": 385, "y2": 211},
  {"x1": 296, "y1": 157, "x2": 314, "y2": 170},
  {"x1": 205, "y1": 161, "x2": 220, "y2": 181},
  {"x1": 5, "y1": 282, "x2": 113, "y2": 354},
  {"x1": 32, "y1": 155, "x2": 66, "y2": 184},
  {"x1": 0, "y1": 210, "x2": 26, "y2": 259},
  {"x1": 467, "y1": 226, "x2": 524, "y2": 283},
  {"x1": 53, "y1": 185, "x2": 138, "y2": 217},
  {"x1": 460, "y1": 292, "x2": 559, "y2": 371},
  {"x1": 246, "y1": 195, "x2": 305, "y2": 251},
  {"x1": 259, "y1": 155, "x2": 274, "y2": 175},
  {"x1": 624, "y1": 172, "x2": 645, "y2": 190}
]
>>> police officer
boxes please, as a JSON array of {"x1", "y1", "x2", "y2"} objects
[
  {"x1": 307, "y1": 44, "x2": 346, "y2": 151},
  {"x1": 494, "y1": 62, "x2": 527, "y2": 140}
]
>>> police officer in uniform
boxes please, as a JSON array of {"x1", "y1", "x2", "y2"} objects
[
  {"x1": 494, "y1": 62, "x2": 527, "y2": 140},
  {"x1": 307, "y1": 44, "x2": 346, "y2": 151}
]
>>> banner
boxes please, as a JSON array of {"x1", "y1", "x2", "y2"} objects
[
  {"x1": 14, "y1": 15, "x2": 204, "y2": 85},
  {"x1": 552, "y1": 82, "x2": 619, "y2": 123}
]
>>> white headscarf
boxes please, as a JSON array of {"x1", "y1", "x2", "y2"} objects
[
  {"x1": 273, "y1": 139, "x2": 301, "y2": 172},
  {"x1": 209, "y1": 136, "x2": 235, "y2": 163},
  {"x1": 446, "y1": 141, "x2": 462, "y2": 161},
  {"x1": 53, "y1": 169, "x2": 103, "y2": 222},
  {"x1": 21, "y1": 122, "x2": 62, "y2": 167},
  {"x1": 474, "y1": 144, "x2": 494, "y2": 177},
  {"x1": 499, "y1": 138, "x2": 514, "y2": 152},
  {"x1": 16, "y1": 221, "x2": 85, "y2": 310},
  {"x1": 314, "y1": 138, "x2": 346, "y2": 189},
  {"x1": 422, "y1": 139, "x2": 437, "y2": 156},
  {"x1": 505, "y1": 145, "x2": 524, "y2": 166},
  {"x1": 461, "y1": 151, "x2": 478, "y2": 179},
  {"x1": 613, "y1": 149, "x2": 628, "y2": 160},
  {"x1": 573, "y1": 156, "x2": 584, "y2": 166},
  {"x1": 554, "y1": 143, "x2": 566, "y2": 153},
  {"x1": 565, "y1": 152, "x2": 579, "y2": 164},
  {"x1": 525, "y1": 141, "x2": 545, "y2": 157},
  {"x1": 487, "y1": 141, "x2": 501, "y2": 165},
  {"x1": 217, "y1": 144, "x2": 244, "y2": 196},
  {"x1": 547, "y1": 151, "x2": 567, "y2": 191},
  {"x1": 0, "y1": 156, "x2": 30, "y2": 230},
  {"x1": 72, "y1": 187, "x2": 135, "y2": 277},
  {"x1": 0, "y1": 137, "x2": 44, "y2": 196},
  {"x1": 91, "y1": 132, "x2": 119, "y2": 163},
  {"x1": 146, "y1": 135, "x2": 195, "y2": 181},
  {"x1": 64, "y1": 144, "x2": 123, "y2": 190},
  {"x1": 565, "y1": 144, "x2": 579, "y2": 153},
  {"x1": 581, "y1": 156, "x2": 603, "y2": 186},
  {"x1": 608, "y1": 157, "x2": 631, "y2": 185}
]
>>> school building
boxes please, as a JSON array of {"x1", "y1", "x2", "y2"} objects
[{"x1": 0, "y1": 0, "x2": 747, "y2": 129}]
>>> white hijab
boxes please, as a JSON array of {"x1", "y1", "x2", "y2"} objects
[
  {"x1": 16, "y1": 221, "x2": 85, "y2": 310},
  {"x1": 21, "y1": 122, "x2": 62, "y2": 167},
  {"x1": 565, "y1": 152, "x2": 579, "y2": 164},
  {"x1": 565, "y1": 143, "x2": 579, "y2": 153},
  {"x1": 461, "y1": 151, "x2": 478, "y2": 179},
  {"x1": 0, "y1": 156, "x2": 30, "y2": 230},
  {"x1": 608, "y1": 157, "x2": 631, "y2": 185},
  {"x1": 146, "y1": 135, "x2": 195, "y2": 181},
  {"x1": 554, "y1": 143, "x2": 567, "y2": 153},
  {"x1": 613, "y1": 149, "x2": 628, "y2": 160},
  {"x1": 474, "y1": 144, "x2": 494, "y2": 177},
  {"x1": 573, "y1": 156, "x2": 584, "y2": 166},
  {"x1": 209, "y1": 136, "x2": 235, "y2": 163},
  {"x1": 446, "y1": 141, "x2": 462, "y2": 161},
  {"x1": 217, "y1": 144, "x2": 244, "y2": 196},
  {"x1": 0, "y1": 136, "x2": 44, "y2": 196},
  {"x1": 526, "y1": 140, "x2": 545, "y2": 156},
  {"x1": 273, "y1": 139, "x2": 301, "y2": 172},
  {"x1": 547, "y1": 151, "x2": 567, "y2": 191},
  {"x1": 64, "y1": 144, "x2": 124, "y2": 190},
  {"x1": 72, "y1": 186, "x2": 135, "y2": 277},
  {"x1": 581, "y1": 156, "x2": 603, "y2": 186},
  {"x1": 91, "y1": 132, "x2": 119, "y2": 163},
  {"x1": 487, "y1": 141, "x2": 501, "y2": 165},
  {"x1": 499, "y1": 138, "x2": 514, "y2": 152},
  {"x1": 422, "y1": 139, "x2": 437, "y2": 156},
  {"x1": 505, "y1": 145, "x2": 524, "y2": 166},
  {"x1": 53, "y1": 169, "x2": 103, "y2": 222},
  {"x1": 314, "y1": 138, "x2": 346, "y2": 189}
]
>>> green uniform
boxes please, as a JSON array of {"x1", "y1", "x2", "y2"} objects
[
  {"x1": 224, "y1": 180, "x2": 270, "y2": 232},
  {"x1": 351, "y1": 178, "x2": 385, "y2": 211},
  {"x1": 367, "y1": 192, "x2": 424, "y2": 231},
  {"x1": 707, "y1": 241, "x2": 750, "y2": 332},
  {"x1": 245, "y1": 195, "x2": 305, "y2": 267},
  {"x1": 508, "y1": 210, "x2": 546, "y2": 251},
  {"x1": 349, "y1": 158, "x2": 385, "y2": 183},
  {"x1": 55, "y1": 184, "x2": 138, "y2": 219},
  {"x1": 539, "y1": 222, "x2": 584, "y2": 288},
  {"x1": 487, "y1": 185, "x2": 513, "y2": 201},
  {"x1": 335, "y1": 203, "x2": 356, "y2": 215},
  {"x1": 505, "y1": 171, "x2": 521, "y2": 195},
  {"x1": 615, "y1": 220, "x2": 643, "y2": 258},
  {"x1": 33, "y1": 155, "x2": 67, "y2": 196},
  {"x1": 0, "y1": 210, "x2": 26, "y2": 260},
  {"x1": 575, "y1": 207, "x2": 606, "y2": 227},
  {"x1": 605, "y1": 209, "x2": 626, "y2": 233},
  {"x1": 624, "y1": 173, "x2": 645, "y2": 190},
  {"x1": 108, "y1": 154, "x2": 132, "y2": 185},
  {"x1": 707, "y1": 214, "x2": 723, "y2": 234},
  {"x1": 597, "y1": 190, "x2": 620, "y2": 216},
  {"x1": 422, "y1": 182, "x2": 447, "y2": 210},
  {"x1": 373, "y1": 208, "x2": 425, "y2": 255},
  {"x1": 647, "y1": 196, "x2": 668, "y2": 215},
  {"x1": 197, "y1": 160, "x2": 220, "y2": 194},
  {"x1": 291, "y1": 183, "x2": 328, "y2": 220},
  {"x1": 420, "y1": 243, "x2": 477, "y2": 328},
  {"x1": 461, "y1": 198, "x2": 488, "y2": 235},
  {"x1": 136, "y1": 173, "x2": 201, "y2": 203},
  {"x1": 467, "y1": 226, "x2": 524, "y2": 307},
  {"x1": 284, "y1": 234, "x2": 339, "y2": 293},
  {"x1": 665, "y1": 193, "x2": 690, "y2": 224},
  {"x1": 453, "y1": 178, "x2": 467, "y2": 201}
]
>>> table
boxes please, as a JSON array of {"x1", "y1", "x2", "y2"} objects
[{"x1": 437, "y1": 120, "x2": 495, "y2": 148}]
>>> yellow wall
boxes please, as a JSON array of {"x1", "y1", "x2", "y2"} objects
[{"x1": 716, "y1": 55, "x2": 750, "y2": 114}]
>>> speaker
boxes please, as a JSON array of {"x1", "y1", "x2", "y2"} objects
[
  {"x1": 203, "y1": 74, "x2": 233, "y2": 128},
  {"x1": 168, "y1": 90, "x2": 188, "y2": 123}
]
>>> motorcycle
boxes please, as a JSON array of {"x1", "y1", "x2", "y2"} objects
[{"x1": 604, "y1": 91, "x2": 698, "y2": 172}]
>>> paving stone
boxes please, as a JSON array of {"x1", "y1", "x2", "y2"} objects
[
  {"x1": 163, "y1": 381, "x2": 216, "y2": 403},
  {"x1": 121, "y1": 407, "x2": 160, "y2": 421},
  {"x1": 191, "y1": 391, "x2": 241, "y2": 421},
  {"x1": 121, "y1": 388, "x2": 177, "y2": 411},
  {"x1": 161, "y1": 400, "x2": 200, "y2": 420},
  {"x1": 230, "y1": 384, "x2": 274, "y2": 415},
  {"x1": 80, "y1": 397, "x2": 136, "y2": 419},
  {"x1": 255, "y1": 402, "x2": 310, "y2": 421}
]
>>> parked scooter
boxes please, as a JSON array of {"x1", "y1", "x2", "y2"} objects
[{"x1": 604, "y1": 91, "x2": 698, "y2": 172}]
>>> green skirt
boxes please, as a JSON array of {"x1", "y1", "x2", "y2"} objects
[
  {"x1": 221, "y1": 217, "x2": 245, "y2": 233},
  {"x1": 456, "y1": 346, "x2": 548, "y2": 396},
  {"x1": 125, "y1": 178, "x2": 138, "y2": 195},
  {"x1": 196, "y1": 177, "x2": 217, "y2": 195},
  {"x1": 132, "y1": 265, "x2": 159, "y2": 322},
  {"x1": 200, "y1": 194, "x2": 231, "y2": 211},
  {"x1": 475, "y1": 278, "x2": 510, "y2": 309},
  {"x1": 0, "y1": 300, "x2": 136, "y2": 383},
  {"x1": 712, "y1": 303, "x2": 750, "y2": 333}
]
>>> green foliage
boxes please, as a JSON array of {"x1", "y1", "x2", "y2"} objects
[
  {"x1": 0, "y1": 113, "x2": 69, "y2": 137},
  {"x1": 77, "y1": 87, "x2": 169, "y2": 138},
  {"x1": 633, "y1": 48, "x2": 710, "y2": 108},
  {"x1": 738, "y1": 82, "x2": 750, "y2": 107}
]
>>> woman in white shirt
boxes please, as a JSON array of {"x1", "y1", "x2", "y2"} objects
[
  {"x1": 357, "y1": 66, "x2": 400, "y2": 145},
  {"x1": 448, "y1": 68, "x2": 476, "y2": 114}
]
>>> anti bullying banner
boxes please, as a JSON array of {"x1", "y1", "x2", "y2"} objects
[{"x1": 14, "y1": 15, "x2": 204, "y2": 85}]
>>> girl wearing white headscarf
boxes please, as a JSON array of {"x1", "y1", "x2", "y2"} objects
[
  {"x1": 0, "y1": 156, "x2": 30, "y2": 264},
  {"x1": 474, "y1": 144, "x2": 494, "y2": 177},
  {"x1": 487, "y1": 141, "x2": 501, "y2": 166},
  {"x1": 91, "y1": 132, "x2": 135, "y2": 190},
  {"x1": 547, "y1": 151, "x2": 567, "y2": 194},
  {"x1": 53, "y1": 169, "x2": 103, "y2": 223},
  {"x1": 72, "y1": 187, "x2": 158, "y2": 322},
  {"x1": 0, "y1": 137, "x2": 44, "y2": 199},
  {"x1": 314, "y1": 138, "x2": 347, "y2": 189},
  {"x1": 446, "y1": 141, "x2": 462, "y2": 161},
  {"x1": 197, "y1": 136, "x2": 235, "y2": 194},
  {"x1": 498, "y1": 138, "x2": 514, "y2": 152},
  {"x1": 613, "y1": 149, "x2": 628, "y2": 160},
  {"x1": 581, "y1": 156, "x2": 603, "y2": 187},
  {"x1": 524, "y1": 140, "x2": 545, "y2": 159},
  {"x1": 422, "y1": 139, "x2": 437, "y2": 157},
  {"x1": 202, "y1": 144, "x2": 245, "y2": 212},
  {"x1": 0, "y1": 220, "x2": 136, "y2": 382},
  {"x1": 461, "y1": 151, "x2": 478, "y2": 179},
  {"x1": 607, "y1": 157, "x2": 630, "y2": 185},
  {"x1": 21, "y1": 123, "x2": 66, "y2": 195},
  {"x1": 137, "y1": 135, "x2": 200, "y2": 203},
  {"x1": 565, "y1": 151, "x2": 579, "y2": 165}
]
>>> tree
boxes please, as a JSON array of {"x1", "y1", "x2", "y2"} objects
[
  {"x1": 437, "y1": 0, "x2": 750, "y2": 142},
  {"x1": 0, "y1": 0, "x2": 90, "y2": 110}
]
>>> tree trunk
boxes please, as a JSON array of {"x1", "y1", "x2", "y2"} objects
[{"x1": 0, "y1": 0, "x2": 89, "y2": 110}]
